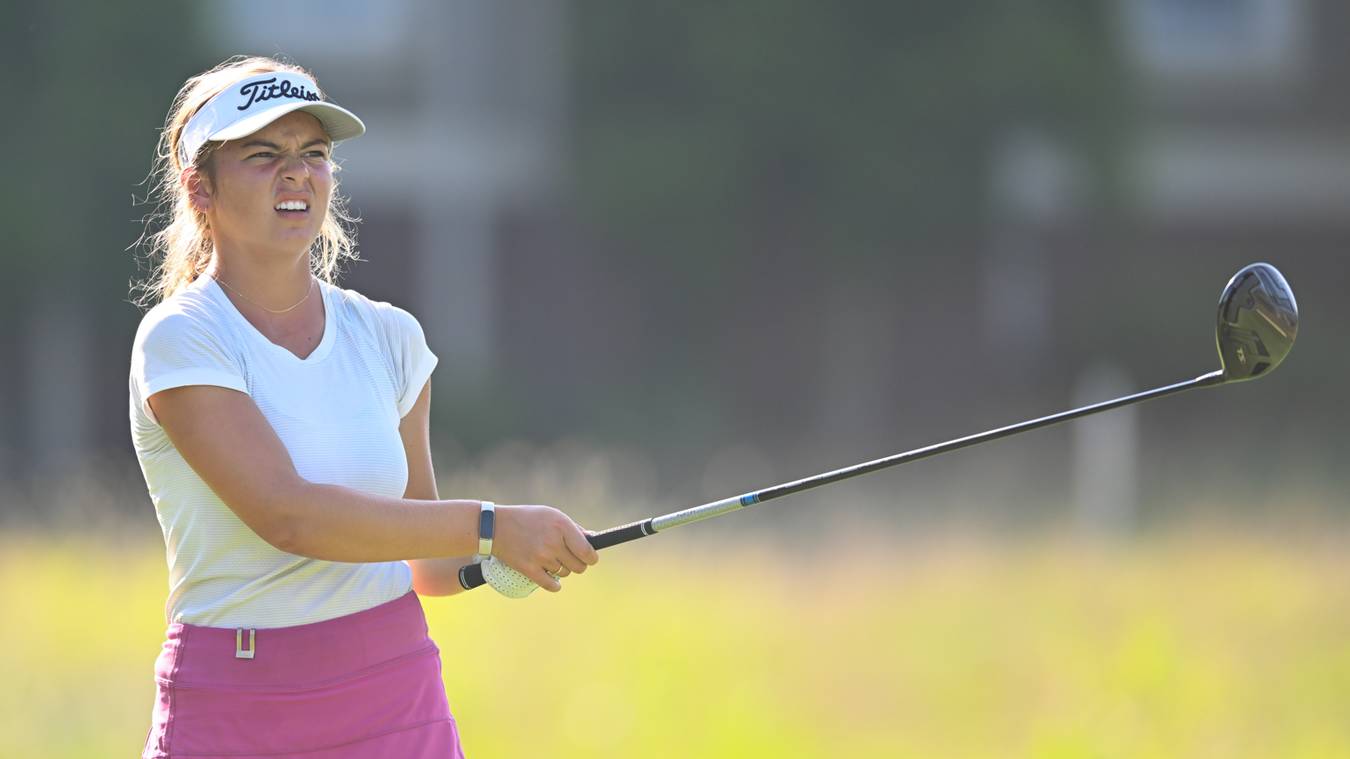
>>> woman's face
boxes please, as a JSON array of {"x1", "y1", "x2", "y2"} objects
[{"x1": 196, "y1": 110, "x2": 334, "y2": 257}]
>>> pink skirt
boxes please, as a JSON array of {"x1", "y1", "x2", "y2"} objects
[{"x1": 143, "y1": 591, "x2": 464, "y2": 758}]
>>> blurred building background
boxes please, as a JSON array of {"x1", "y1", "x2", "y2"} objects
[{"x1": 0, "y1": 0, "x2": 1344, "y2": 533}]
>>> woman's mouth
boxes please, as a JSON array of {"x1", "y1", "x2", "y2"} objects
[{"x1": 274, "y1": 200, "x2": 309, "y2": 216}]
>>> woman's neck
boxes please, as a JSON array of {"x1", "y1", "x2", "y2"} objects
[{"x1": 205, "y1": 250, "x2": 315, "y2": 314}]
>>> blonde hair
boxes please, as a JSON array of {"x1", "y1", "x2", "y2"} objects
[{"x1": 131, "y1": 55, "x2": 361, "y2": 308}]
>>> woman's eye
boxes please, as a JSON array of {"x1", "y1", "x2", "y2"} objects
[
  {"x1": 306, "y1": 151, "x2": 329, "y2": 159},
  {"x1": 249, "y1": 152, "x2": 274, "y2": 159}
]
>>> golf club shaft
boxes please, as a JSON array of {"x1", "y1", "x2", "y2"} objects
[{"x1": 459, "y1": 369, "x2": 1225, "y2": 591}]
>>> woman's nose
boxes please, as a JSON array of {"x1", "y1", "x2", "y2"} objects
[{"x1": 280, "y1": 152, "x2": 310, "y2": 180}]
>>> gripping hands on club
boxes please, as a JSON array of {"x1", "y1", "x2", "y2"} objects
[{"x1": 483, "y1": 505, "x2": 599, "y2": 597}]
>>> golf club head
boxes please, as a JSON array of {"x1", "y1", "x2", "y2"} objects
[{"x1": 1215, "y1": 263, "x2": 1298, "y2": 383}]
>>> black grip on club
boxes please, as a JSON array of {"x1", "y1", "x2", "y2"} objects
[
  {"x1": 457, "y1": 518, "x2": 656, "y2": 591},
  {"x1": 586, "y1": 519, "x2": 654, "y2": 550}
]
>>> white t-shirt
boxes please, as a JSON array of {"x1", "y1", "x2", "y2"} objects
[{"x1": 128, "y1": 274, "x2": 438, "y2": 628}]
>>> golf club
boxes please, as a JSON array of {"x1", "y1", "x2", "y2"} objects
[{"x1": 461, "y1": 262, "x2": 1299, "y2": 598}]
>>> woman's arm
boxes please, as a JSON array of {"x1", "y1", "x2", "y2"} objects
[
  {"x1": 149, "y1": 383, "x2": 481, "y2": 560},
  {"x1": 399, "y1": 380, "x2": 476, "y2": 596},
  {"x1": 148, "y1": 381, "x2": 597, "y2": 589}
]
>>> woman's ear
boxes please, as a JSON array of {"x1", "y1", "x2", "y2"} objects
[{"x1": 181, "y1": 165, "x2": 212, "y2": 214}]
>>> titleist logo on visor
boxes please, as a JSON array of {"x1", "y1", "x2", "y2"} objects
[
  {"x1": 236, "y1": 77, "x2": 322, "y2": 111},
  {"x1": 177, "y1": 71, "x2": 364, "y2": 165}
]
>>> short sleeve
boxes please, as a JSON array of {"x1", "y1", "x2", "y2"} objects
[
  {"x1": 130, "y1": 309, "x2": 249, "y2": 425},
  {"x1": 375, "y1": 304, "x2": 439, "y2": 418}
]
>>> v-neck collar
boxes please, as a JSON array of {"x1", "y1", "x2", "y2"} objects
[{"x1": 198, "y1": 275, "x2": 336, "y2": 364}]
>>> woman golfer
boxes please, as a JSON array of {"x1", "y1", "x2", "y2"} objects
[{"x1": 130, "y1": 55, "x2": 598, "y2": 758}]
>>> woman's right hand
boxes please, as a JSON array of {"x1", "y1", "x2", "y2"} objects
[{"x1": 491, "y1": 505, "x2": 599, "y2": 592}]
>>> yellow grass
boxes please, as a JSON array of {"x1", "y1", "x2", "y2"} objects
[{"x1": 2, "y1": 526, "x2": 1348, "y2": 758}]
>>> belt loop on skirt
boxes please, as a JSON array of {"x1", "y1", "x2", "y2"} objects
[{"x1": 235, "y1": 628, "x2": 256, "y2": 659}]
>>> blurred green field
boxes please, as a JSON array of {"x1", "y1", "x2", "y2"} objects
[{"x1": 3, "y1": 525, "x2": 1348, "y2": 758}]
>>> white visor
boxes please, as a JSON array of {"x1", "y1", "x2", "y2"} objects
[{"x1": 179, "y1": 71, "x2": 365, "y2": 165}]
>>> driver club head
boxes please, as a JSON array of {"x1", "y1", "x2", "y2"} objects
[{"x1": 1215, "y1": 263, "x2": 1298, "y2": 383}]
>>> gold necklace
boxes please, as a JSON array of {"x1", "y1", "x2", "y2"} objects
[{"x1": 212, "y1": 274, "x2": 315, "y2": 315}]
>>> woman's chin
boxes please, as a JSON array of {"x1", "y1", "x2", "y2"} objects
[{"x1": 267, "y1": 222, "x2": 323, "y2": 245}]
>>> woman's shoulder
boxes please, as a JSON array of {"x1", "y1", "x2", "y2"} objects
[
  {"x1": 133, "y1": 277, "x2": 233, "y2": 349},
  {"x1": 326, "y1": 282, "x2": 423, "y2": 335}
]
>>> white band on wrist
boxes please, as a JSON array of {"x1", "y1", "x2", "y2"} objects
[{"x1": 477, "y1": 500, "x2": 495, "y2": 558}]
